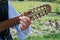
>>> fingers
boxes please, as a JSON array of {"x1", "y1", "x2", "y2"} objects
[
  {"x1": 19, "y1": 16, "x2": 31, "y2": 24},
  {"x1": 19, "y1": 16, "x2": 28, "y2": 25},
  {"x1": 19, "y1": 16, "x2": 31, "y2": 30},
  {"x1": 20, "y1": 21, "x2": 27, "y2": 30},
  {"x1": 24, "y1": 17, "x2": 31, "y2": 25}
]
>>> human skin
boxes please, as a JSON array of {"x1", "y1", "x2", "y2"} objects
[{"x1": 19, "y1": 16, "x2": 31, "y2": 30}]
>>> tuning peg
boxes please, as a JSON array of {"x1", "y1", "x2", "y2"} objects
[{"x1": 41, "y1": 4, "x2": 51, "y2": 13}]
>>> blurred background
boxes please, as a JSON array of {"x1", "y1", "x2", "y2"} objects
[{"x1": 9, "y1": 0, "x2": 60, "y2": 40}]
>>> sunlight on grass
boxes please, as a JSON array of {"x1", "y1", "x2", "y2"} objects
[
  {"x1": 10, "y1": 1, "x2": 60, "y2": 40},
  {"x1": 10, "y1": 1, "x2": 60, "y2": 13}
]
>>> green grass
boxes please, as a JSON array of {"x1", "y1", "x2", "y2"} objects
[
  {"x1": 10, "y1": 1, "x2": 60, "y2": 12},
  {"x1": 10, "y1": 1, "x2": 60, "y2": 40},
  {"x1": 10, "y1": 1, "x2": 60, "y2": 21},
  {"x1": 39, "y1": 15, "x2": 60, "y2": 21},
  {"x1": 13, "y1": 32, "x2": 60, "y2": 40},
  {"x1": 25, "y1": 33, "x2": 60, "y2": 40}
]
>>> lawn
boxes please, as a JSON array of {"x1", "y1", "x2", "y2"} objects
[
  {"x1": 11, "y1": 1, "x2": 60, "y2": 12},
  {"x1": 10, "y1": 1, "x2": 60, "y2": 20},
  {"x1": 10, "y1": 1, "x2": 60, "y2": 40}
]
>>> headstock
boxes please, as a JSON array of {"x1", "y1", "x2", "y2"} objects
[{"x1": 23, "y1": 4, "x2": 51, "y2": 20}]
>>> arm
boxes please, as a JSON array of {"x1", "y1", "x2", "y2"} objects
[{"x1": 8, "y1": 2, "x2": 32, "y2": 40}]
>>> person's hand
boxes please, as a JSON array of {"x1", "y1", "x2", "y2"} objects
[{"x1": 19, "y1": 16, "x2": 31, "y2": 30}]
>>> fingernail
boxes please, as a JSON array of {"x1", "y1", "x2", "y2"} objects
[{"x1": 19, "y1": 17, "x2": 22, "y2": 19}]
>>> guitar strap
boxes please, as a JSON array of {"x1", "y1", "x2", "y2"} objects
[{"x1": 0, "y1": 0, "x2": 13, "y2": 40}]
